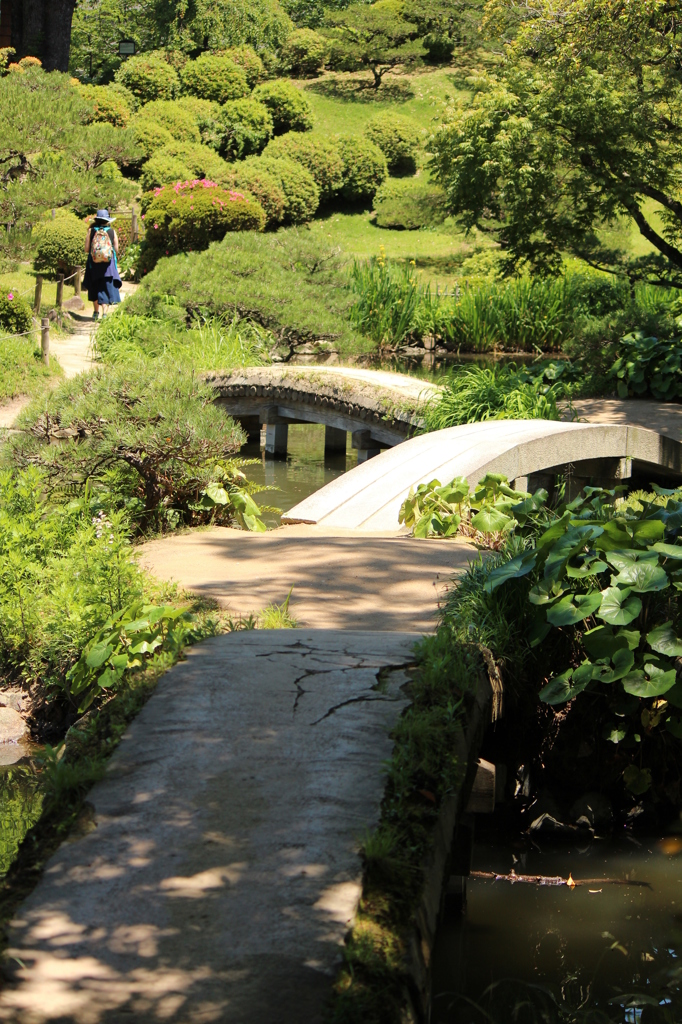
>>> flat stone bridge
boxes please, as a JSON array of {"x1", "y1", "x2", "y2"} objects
[{"x1": 208, "y1": 365, "x2": 438, "y2": 460}]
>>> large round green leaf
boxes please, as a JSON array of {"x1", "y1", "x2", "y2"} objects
[
  {"x1": 611, "y1": 560, "x2": 669, "y2": 593},
  {"x1": 597, "y1": 587, "x2": 642, "y2": 625},
  {"x1": 647, "y1": 621, "x2": 682, "y2": 657},
  {"x1": 546, "y1": 591, "x2": 602, "y2": 626},
  {"x1": 539, "y1": 666, "x2": 592, "y2": 704},
  {"x1": 484, "y1": 549, "x2": 538, "y2": 593},
  {"x1": 470, "y1": 506, "x2": 514, "y2": 534},
  {"x1": 622, "y1": 662, "x2": 677, "y2": 697}
]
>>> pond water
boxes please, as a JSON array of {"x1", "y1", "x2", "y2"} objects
[
  {"x1": 432, "y1": 832, "x2": 682, "y2": 1022},
  {"x1": 240, "y1": 423, "x2": 358, "y2": 527}
]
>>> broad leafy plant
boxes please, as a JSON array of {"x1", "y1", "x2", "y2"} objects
[
  {"x1": 609, "y1": 330, "x2": 682, "y2": 401},
  {"x1": 484, "y1": 484, "x2": 682, "y2": 794},
  {"x1": 399, "y1": 472, "x2": 547, "y2": 540},
  {"x1": 197, "y1": 461, "x2": 280, "y2": 532},
  {"x1": 66, "y1": 600, "x2": 191, "y2": 712}
]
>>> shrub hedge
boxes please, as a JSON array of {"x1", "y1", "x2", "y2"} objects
[
  {"x1": 79, "y1": 84, "x2": 131, "y2": 127},
  {"x1": 181, "y1": 54, "x2": 250, "y2": 104},
  {"x1": 114, "y1": 52, "x2": 178, "y2": 103},
  {"x1": 372, "y1": 177, "x2": 447, "y2": 229},
  {"x1": 252, "y1": 79, "x2": 313, "y2": 134},
  {"x1": 263, "y1": 133, "x2": 343, "y2": 200},
  {"x1": 279, "y1": 28, "x2": 328, "y2": 76},
  {"x1": 132, "y1": 100, "x2": 201, "y2": 144},
  {"x1": 219, "y1": 98, "x2": 274, "y2": 160},
  {"x1": 364, "y1": 112, "x2": 421, "y2": 173},
  {"x1": 336, "y1": 134, "x2": 387, "y2": 202},
  {"x1": 140, "y1": 180, "x2": 265, "y2": 270},
  {"x1": 139, "y1": 142, "x2": 229, "y2": 191},
  {"x1": 33, "y1": 215, "x2": 85, "y2": 277},
  {"x1": 250, "y1": 155, "x2": 319, "y2": 222},
  {"x1": 219, "y1": 45, "x2": 265, "y2": 88},
  {"x1": 0, "y1": 291, "x2": 33, "y2": 334},
  {"x1": 224, "y1": 163, "x2": 286, "y2": 224},
  {"x1": 175, "y1": 96, "x2": 223, "y2": 148},
  {"x1": 131, "y1": 119, "x2": 175, "y2": 160}
]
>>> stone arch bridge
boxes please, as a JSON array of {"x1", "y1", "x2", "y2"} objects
[{"x1": 208, "y1": 365, "x2": 439, "y2": 460}]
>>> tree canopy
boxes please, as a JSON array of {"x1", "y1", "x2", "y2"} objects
[
  {"x1": 429, "y1": 0, "x2": 682, "y2": 285},
  {"x1": 323, "y1": 0, "x2": 427, "y2": 88}
]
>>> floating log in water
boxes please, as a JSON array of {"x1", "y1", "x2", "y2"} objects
[{"x1": 470, "y1": 870, "x2": 652, "y2": 890}]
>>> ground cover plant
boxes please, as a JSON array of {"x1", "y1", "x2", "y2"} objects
[{"x1": 0, "y1": 334, "x2": 61, "y2": 403}]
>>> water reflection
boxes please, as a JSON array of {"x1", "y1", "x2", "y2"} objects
[
  {"x1": 432, "y1": 840, "x2": 682, "y2": 1022},
  {"x1": 243, "y1": 423, "x2": 358, "y2": 527}
]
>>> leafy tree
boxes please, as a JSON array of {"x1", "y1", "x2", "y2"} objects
[
  {"x1": 430, "y1": 0, "x2": 682, "y2": 285},
  {"x1": 323, "y1": 0, "x2": 426, "y2": 89},
  {"x1": 0, "y1": 67, "x2": 139, "y2": 255}
]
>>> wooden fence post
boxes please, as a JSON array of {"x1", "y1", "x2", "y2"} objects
[
  {"x1": 131, "y1": 207, "x2": 138, "y2": 242},
  {"x1": 74, "y1": 267, "x2": 82, "y2": 298},
  {"x1": 33, "y1": 274, "x2": 43, "y2": 315},
  {"x1": 41, "y1": 318, "x2": 49, "y2": 366},
  {"x1": 56, "y1": 274, "x2": 64, "y2": 309}
]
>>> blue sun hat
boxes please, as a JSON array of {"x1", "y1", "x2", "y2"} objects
[{"x1": 94, "y1": 208, "x2": 115, "y2": 223}]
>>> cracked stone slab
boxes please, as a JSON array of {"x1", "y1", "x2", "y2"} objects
[{"x1": 0, "y1": 630, "x2": 418, "y2": 1024}]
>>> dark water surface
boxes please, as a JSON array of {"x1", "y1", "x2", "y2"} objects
[{"x1": 432, "y1": 837, "x2": 682, "y2": 1022}]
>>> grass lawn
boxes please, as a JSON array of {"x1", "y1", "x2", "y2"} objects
[
  {"x1": 301, "y1": 67, "x2": 464, "y2": 140},
  {"x1": 308, "y1": 210, "x2": 492, "y2": 290},
  {"x1": 0, "y1": 267, "x2": 86, "y2": 318}
]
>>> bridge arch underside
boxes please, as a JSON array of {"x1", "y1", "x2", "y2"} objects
[
  {"x1": 215, "y1": 395, "x2": 409, "y2": 460},
  {"x1": 282, "y1": 420, "x2": 682, "y2": 532}
]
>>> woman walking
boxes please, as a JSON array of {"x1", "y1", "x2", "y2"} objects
[{"x1": 83, "y1": 209, "x2": 121, "y2": 320}]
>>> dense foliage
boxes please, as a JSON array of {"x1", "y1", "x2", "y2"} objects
[
  {"x1": 364, "y1": 112, "x2": 421, "y2": 173},
  {"x1": 139, "y1": 142, "x2": 229, "y2": 191},
  {"x1": 219, "y1": 45, "x2": 265, "y2": 88},
  {"x1": 0, "y1": 292, "x2": 34, "y2": 335},
  {"x1": 5, "y1": 361, "x2": 248, "y2": 532},
  {"x1": 114, "y1": 52, "x2": 179, "y2": 102},
  {"x1": 263, "y1": 133, "x2": 344, "y2": 200},
  {"x1": 180, "y1": 53, "x2": 250, "y2": 104},
  {"x1": 225, "y1": 161, "x2": 286, "y2": 223},
  {"x1": 218, "y1": 98, "x2": 274, "y2": 159},
  {"x1": 280, "y1": 28, "x2": 328, "y2": 75},
  {"x1": 141, "y1": 180, "x2": 265, "y2": 267},
  {"x1": 79, "y1": 84, "x2": 132, "y2": 127},
  {"x1": 430, "y1": 0, "x2": 682, "y2": 285},
  {"x1": 250, "y1": 155, "x2": 320, "y2": 222},
  {"x1": 323, "y1": 2, "x2": 426, "y2": 89},
  {"x1": 336, "y1": 134, "x2": 387, "y2": 201},
  {"x1": 125, "y1": 228, "x2": 364, "y2": 353},
  {"x1": 252, "y1": 79, "x2": 314, "y2": 133},
  {"x1": 609, "y1": 331, "x2": 682, "y2": 402},
  {"x1": 33, "y1": 215, "x2": 85, "y2": 277},
  {"x1": 132, "y1": 100, "x2": 201, "y2": 144}
]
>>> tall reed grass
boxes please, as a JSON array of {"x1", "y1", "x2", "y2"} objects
[{"x1": 349, "y1": 258, "x2": 676, "y2": 353}]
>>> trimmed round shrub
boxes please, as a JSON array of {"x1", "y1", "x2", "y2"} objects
[
  {"x1": 252, "y1": 80, "x2": 313, "y2": 134},
  {"x1": 175, "y1": 96, "x2": 223, "y2": 148},
  {"x1": 263, "y1": 133, "x2": 342, "y2": 201},
  {"x1": 142, "y1": 181, "x2": 265, "y2": 267},
  {"x1": 372, "y1": 178, "x2": 447, "y2": 229},
  {"x1": 247, "y1": 155, "x2": 319, "y2": 223},
  {"x1": 33, "y1": 214, "x2": 85, "y2": 276},
  {"x1": 280, "y1": 29, "x2": 328, "y2": 77},
  {"x1": 133, "y1": 101, "x2": 201, "y2": 144},
  {"x1": 140, "y1": 141, "x2": 230, "y2": 191},
  {"x1": 79, "y1": 84, "x2": 131, "y2": 127},
  {"x1": 219, "y1": 46, "x2": 265, "y2": 88},
  {"x1": 108, "y1": 81, "x2": 139, "y2": 112},
  {"x1": 336, "y1": 134, "x2": 387, "y2": 202},
  {"x1": 181, "y1": 54, "x2": 249, "y2": 104},
  {"x1": 0, "y1": 291, "x2": 33, "y2": 334},
  {"x1": 219, "y1": 98, "x2": 273, "y2": 160},
  {"x1": 364, "y1": 113, "x2": 421, "y2": 173},
  {"x1": 131, "y1": 119, "x2": 175, "y2": 159},
  {"x1": 224, "y1": 163, "x2": 286, "y2": 224},
  {"x1": 115, "y1": 53, "x2": 179, "y2": 103}
]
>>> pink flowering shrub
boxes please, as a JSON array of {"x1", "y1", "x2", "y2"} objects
[{"x1": 138, "y1": 179, "x2": 265, "y2": 272}]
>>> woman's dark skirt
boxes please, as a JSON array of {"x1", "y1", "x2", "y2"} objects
[{"x1": 88, "y1": 278, "x2": 121, "y2": 304}]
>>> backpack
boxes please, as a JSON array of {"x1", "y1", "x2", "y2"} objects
[{"x1": 91, "y1": 226, "x2": 113, "y2": 264}]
